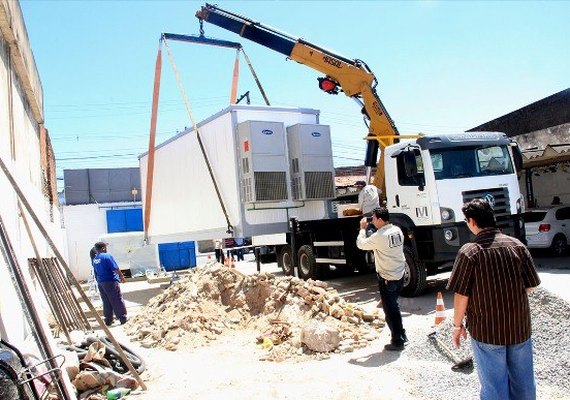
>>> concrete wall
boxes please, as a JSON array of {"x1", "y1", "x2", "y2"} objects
[
  {"x1": 517, "y1": 123, "x2": 570, "y2": 208},
  {"x1": 520, "y1": 163, "x2": 570, "y2": 208},
  {"x1": 0, "y1": 0, "x2": 65, "y2": 349},
  {"x1": 62, "y1": 203, "x2": 108, "y2": 281}
]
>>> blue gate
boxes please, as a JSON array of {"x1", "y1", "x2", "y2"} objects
[{"x1": 106, "y1": 208, "x2": 143, "y2": 233}]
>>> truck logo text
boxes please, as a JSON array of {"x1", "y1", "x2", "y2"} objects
[
  {"x1": 261, "y1": 129, "x2": 273, "y2": 135},
  {"x1": 311, "y1": 131, "x2": 321, "y2": 137},
  {"x1": 482, "y1": 193, "x2": 496, "y2": 208},
  {"x1": 323, "y1": 56, "x2": 342, "y2": 68}
]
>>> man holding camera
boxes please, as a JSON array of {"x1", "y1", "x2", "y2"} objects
[{"x1": 356, "y1": 207, "x2": 407, "y2": 351}]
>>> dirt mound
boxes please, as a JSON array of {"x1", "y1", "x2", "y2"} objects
[{"x1": 125, "y1": 261, "x2": 384, "y2": 361}]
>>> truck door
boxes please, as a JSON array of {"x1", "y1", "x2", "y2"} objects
[{"x1": 386, "y1": 148, "x2": 433, "y2": 226}]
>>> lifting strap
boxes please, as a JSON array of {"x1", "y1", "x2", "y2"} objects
[
  {"x1": 230, "y1": 48, "x2": 240, "y2": 104},
  {"x1": 162, "y1": 35, "x2": 234, "y2": 234},
  {"x1": 143, "y1": 42, "x2": 162, "y2": 243},
  {"x1": 240, "y1": 48, "x2": 270, "y2": 106}
]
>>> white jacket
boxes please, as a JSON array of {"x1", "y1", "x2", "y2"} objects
[{"x1": 356, "y1": 223, "x2": 405, "y2": 280}]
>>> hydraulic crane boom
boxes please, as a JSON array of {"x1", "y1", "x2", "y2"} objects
[{"x1": 196, "y1": 3, "x2": 399, "y2": 195}]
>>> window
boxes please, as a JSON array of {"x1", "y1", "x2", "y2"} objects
[
  {"x1": 431, "y1": 145, "x2": 514, "y2": 180},
  {"x1": 524, "y1": 212, "x2": 547, "y2": 223},
  {"x1": 555, "y1": 207, "x2": 570, "y2": 220},
  {"x1": 397, "y1": 150, "x2": 424, "y2": 186}
]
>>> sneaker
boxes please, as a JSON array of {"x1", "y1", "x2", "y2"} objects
[
  {"x1": 120, "y1": 318, "x2": 128, "y2": 325},
  {"x1": 105, "y1": 320, "x2": 114, "y2": 326},
  {"x1": 384, "y1": 343, "x2": 405, "y2": 351}
]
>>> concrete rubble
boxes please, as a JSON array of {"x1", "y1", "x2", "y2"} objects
[{"x1": 125, "y1": 261, "x2": 384, "y2": 361}]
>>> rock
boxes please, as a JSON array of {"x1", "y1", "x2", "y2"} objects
[{"x1": 300, "y1": 320, "x2": 341, "y2": 352}]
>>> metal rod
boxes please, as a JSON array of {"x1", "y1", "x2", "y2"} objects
[
  {"x1": 0, "y1": 215, "x2": 71, "y2": 400},
  {"x1": 0, "y1": 154, "x2": 147, "y2": 391}
]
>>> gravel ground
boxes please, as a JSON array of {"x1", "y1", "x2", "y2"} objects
[{"x1": 400, "y1": 287, "x2": 570, "y2": 400}]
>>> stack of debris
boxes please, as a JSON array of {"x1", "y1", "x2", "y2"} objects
[{"x1": 126, "y1": 261, "x2": 384, "y2": 361}]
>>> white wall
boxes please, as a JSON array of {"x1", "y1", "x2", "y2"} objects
[
  {"x1": 520, "y1": 163, "x2": 570, "y2": 208},
  {"x1": 62, "y1": 203, "x2": 108, "y2": 281},
  {"x1": 0, "y1": 3, "x2": 65, "y2": 348}
]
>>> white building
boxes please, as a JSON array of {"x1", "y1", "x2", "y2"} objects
[{"x1": 1, "y1": 1, "x2": 73, "y2": 396}]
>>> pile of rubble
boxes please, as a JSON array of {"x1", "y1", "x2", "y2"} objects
[{"x1": 125, "y1": 261, "x2": 384, "y2": 361}]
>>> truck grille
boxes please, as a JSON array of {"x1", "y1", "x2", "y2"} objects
[{"x1": 462, "y1": 187, "x2": 511, "y2": 228}]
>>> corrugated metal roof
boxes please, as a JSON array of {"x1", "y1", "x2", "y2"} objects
[
  {"x1": 522, "y1": 144, "x2": 570, "y2": 168},
  {"x1": 468, "y1": 88, "x2": 570, "y2": 137}
]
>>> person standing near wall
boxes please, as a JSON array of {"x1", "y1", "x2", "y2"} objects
[
  {"x1": 447, "y1": 199, "x2": 540, "y2": 399},
  {"x1": 213, "y1": 238, "x2": 224, "y2": 263},
  {"x1": 92, "y1": 242, "x2": 128, "y2": 326},
  {"x1": 234, "y1": 237, "x2": 245, "y2": 261}
]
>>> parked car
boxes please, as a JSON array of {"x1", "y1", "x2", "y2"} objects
[{"x1": 524, "y1": 205, "x2": 570, "y2": 256}]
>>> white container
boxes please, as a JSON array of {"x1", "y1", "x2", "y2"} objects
[{"x1": 139, "y1": 105, "x2": 330, "y2": 244}]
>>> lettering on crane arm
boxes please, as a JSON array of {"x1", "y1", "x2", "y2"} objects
[
  {"x1": 371, "y1": 101, "x2": 384, "y2": 117},
  {"x1": 388, "y1": 232, "x2": 403, "y2": 248},
  {"x1": 323, "y1": 55, "x2": 342, "y2": 68}
]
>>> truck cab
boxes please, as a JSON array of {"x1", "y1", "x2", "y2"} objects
[{"x1": 384, "y1": 132, "x2": 525, "y2": 294}]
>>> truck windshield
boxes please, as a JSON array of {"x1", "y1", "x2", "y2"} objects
[{"x1": 430, "y1": 145, "x2": 514, "y2": 180}]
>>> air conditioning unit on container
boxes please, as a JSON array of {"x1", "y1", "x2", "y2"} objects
[
  {"x1": 237, "y1": 120, "x2": 290, "y2": 203},
  {"x1": 286, "y1": 124, "x2": 336, "y2": 201}
]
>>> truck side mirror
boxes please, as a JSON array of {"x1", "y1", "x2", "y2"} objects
[{"x1": 511, "y1": 143, "x2": 523, "y2": 172}]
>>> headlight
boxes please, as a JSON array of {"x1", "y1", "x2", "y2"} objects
[
  {"x1": 444, "y1": 229, "x2": 455, "y2": 241},
  {"x1": 440, "y1": 207, "x2": 454, "y2": 221}
]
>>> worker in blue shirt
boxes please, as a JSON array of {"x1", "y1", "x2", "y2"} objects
[{"x1": 92, "y1": 242, "x2": 128, "y2": 326}]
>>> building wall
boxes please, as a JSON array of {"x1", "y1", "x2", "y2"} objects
[
  {"x1": 0, "y1": 1, "x2": 65, "y2": 347},
  {"x1": 63, "y1": 201, "x2": 146, "y2": 280},
  {"x1": 520, "y1": 163, "x2": 570, "y2": 208},
  {"x1": 62, "y1": 203, "x2": 108, "y2": 281}
]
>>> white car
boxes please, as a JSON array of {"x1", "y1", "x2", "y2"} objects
[{"x1": 525, "y1": 205, "x2": 570, "y2": 256}]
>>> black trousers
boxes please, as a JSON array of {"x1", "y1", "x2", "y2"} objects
[
  {"x1": 378, "y1": 276, "x2": 406, "y2": 345},
  {"x1": 214, "y1": 249, "x2": 224, "y2": 263}
]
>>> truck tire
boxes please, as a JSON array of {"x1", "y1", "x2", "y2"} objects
[
  {"x1": 277, "y1": 245, "x2": 294, "y2": 276},
  {"x1": 297, "y1": 245, "x2": 318, "y2": 280},
  {"x1": 400, "y1": 245, "x2": 427, "y2": 297}
]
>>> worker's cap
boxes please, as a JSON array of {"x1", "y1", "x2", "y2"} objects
[
  {"x1": 354, "y1": 180, "x2": 366, "y2": 187},
  {"x1": 94, "y1": 242, "x2": 107, "y2": 250}
]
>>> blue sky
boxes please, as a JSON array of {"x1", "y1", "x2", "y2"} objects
[{"x1": 19, "y1": 0, "x2": 570, "y2": 177}]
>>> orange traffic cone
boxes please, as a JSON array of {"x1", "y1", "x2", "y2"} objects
[
  {"x1": 433, "y1": 291, "x2": 447, "y2": 326},
  {"x1": 223, "y1": 257, "x2": 229, "y2": 267}
]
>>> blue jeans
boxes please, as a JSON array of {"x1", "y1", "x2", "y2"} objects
[
  {"x1": 471, "y1": 338, "x2": 536, "y2": 400},
  {"x1": 378, "y1": 276, "x2": 405, "y2": 345}
]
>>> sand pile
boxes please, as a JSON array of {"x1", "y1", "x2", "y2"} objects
[{"x1": 125, "y1": 261, "x2": 384, "y2": 361}]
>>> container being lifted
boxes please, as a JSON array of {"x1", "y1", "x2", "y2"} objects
[{"x1": 139, "y1": 105, "x2": 336, "y2": 244}]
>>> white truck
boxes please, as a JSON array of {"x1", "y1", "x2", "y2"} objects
[{"x1": 275, "y1": 131, "x2": 525, "y2": 296}]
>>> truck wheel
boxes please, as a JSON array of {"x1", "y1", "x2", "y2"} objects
[
  {"x1": 297, "y1": 245, "x2": 318, "y2": 280},
  {"x1": 277, "y1": 245, "x2": 294, "y2": 276},
  {"x1": 400, "y1": 245, "x2": 427, "y2": 297}
]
